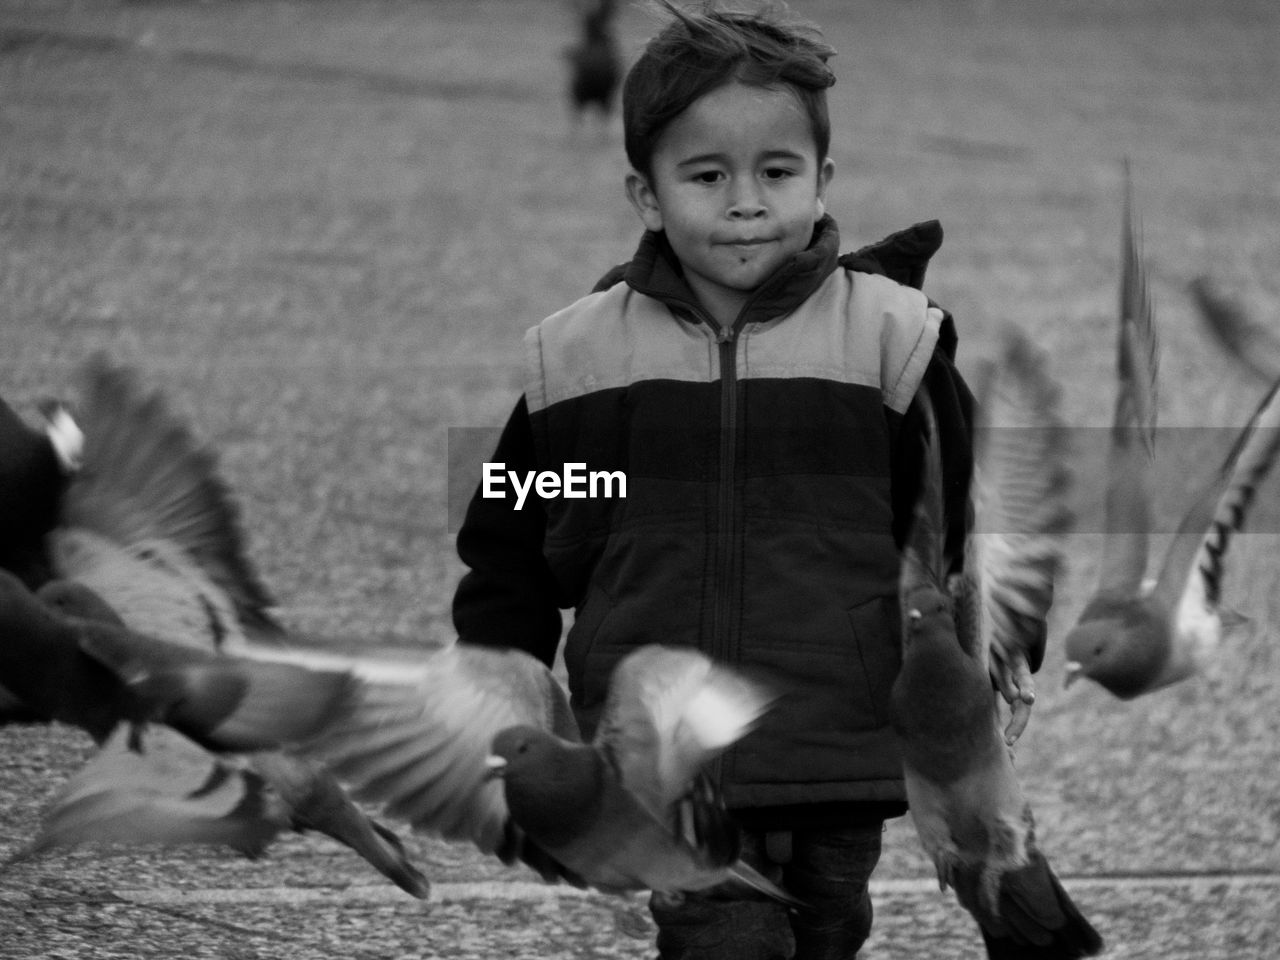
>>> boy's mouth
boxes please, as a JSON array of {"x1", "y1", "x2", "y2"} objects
[{"x1": 720, "y1": 237, "x2": 774, "y2": 252}]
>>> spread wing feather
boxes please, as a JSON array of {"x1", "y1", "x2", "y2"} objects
[
  {"x1": 287, "y1": 644, "x2": 577, "y2": 854},
  {"x1": 593, "y1": 645, "x2": 773, "y2": 819},
  {"x1": 971, "y1": 329, "x2": 1073, "y2": 674}
]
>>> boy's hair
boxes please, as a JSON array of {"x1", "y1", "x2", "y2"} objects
[{"x1": 623, "y1": 1, "x2": 837, "y2": 179}]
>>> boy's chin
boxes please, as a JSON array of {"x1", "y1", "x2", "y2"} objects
[{"x1": 715, "y1": 260, "x2": 784, "y2": 291}]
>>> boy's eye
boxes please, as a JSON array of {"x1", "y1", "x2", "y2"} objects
[
  {"x1": 762, "y1": 167, "x2": 796, "y2": 181},
  {"x1": 691, "y1": 170, "x2": 724, "y2": 185}
]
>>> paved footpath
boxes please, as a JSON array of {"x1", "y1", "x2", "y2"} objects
[
  {"x1": 3, "y1": 729, "x2": 1277, "y2": 959},
  {"x1": 2, "y1": 840, "x2": 1277, "y2": 960}
]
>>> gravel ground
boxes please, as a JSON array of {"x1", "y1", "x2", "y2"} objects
[{"x1": 2, "y1": 726, "x2": 1277, "y2": 960}]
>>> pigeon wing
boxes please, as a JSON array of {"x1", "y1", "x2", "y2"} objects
[
  {"x1": 1190, "y1": 276, "x2": 1280, "y2": 383},
  {"x1": 1152, "y1": 374, "x2": 1280, "y2": 611},
  {"x1": 592, "y1": 645, "x2": 773, "y2": 818},
  {"x1": 970, "y1": 329, "x2": 1072, "y2": 675},
  {"x1": 75, "y1": 620, "x2": 357, "y2": 751},
  {"x1": 23, "y1": 724, "x2": 289, "y2": 859},
  {"x1": 1097, "y1": 171, "x2": 1159, "y2": 596},
  {"x1": 54, "y1": 355, "x2": 282, "y2": 646},
  {"x1": 281, "y1": 643, "x2": 577, "y2": 855}
]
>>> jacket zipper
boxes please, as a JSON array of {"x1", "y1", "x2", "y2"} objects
[
  {"x1": 712, "y1": 322, "x2": 739, "y2": 669},
  {"x1": 706, "y1": 318, "x2": 742, "y2": 793}
]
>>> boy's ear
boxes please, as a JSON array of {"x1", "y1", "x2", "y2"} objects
[
  {"x1": 815, "y1": 157, "x2": 836, "y2": 221},
  {"x1": 625, "y1": 171, "x2": 664, "y2": 232}
]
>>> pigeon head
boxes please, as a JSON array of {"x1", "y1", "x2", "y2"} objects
[
  {"x1": 487, "y1": 725, "x2": 605, "y2": 849},
  {"x1": 36, "y1": 579, "x2": 126, "y2": 627},
  {"x1": 900, "y1": 586, "x2": 953, "y2": 651},
  {"x1": 1062, "y1": 597, "x2": 1167, "y2": 699}
]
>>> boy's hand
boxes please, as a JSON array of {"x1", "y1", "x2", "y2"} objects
[{"x1": 990, "y1": 647, "x2": 1035, "y2": 745}]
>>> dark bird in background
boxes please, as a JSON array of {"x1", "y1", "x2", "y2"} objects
[
  {"x1": 1062, "y1": 176, "x2": 1280, "y2": 699},
  {"x1": 0, "y1": 357, "x2": 429, "y2": 898},
  {"x1": 199, "y1": 638, "x2": 800, "y2": 905},
  {"x1": 892, "y1": 330, "x2": 1102, "y2": 958},
  {"x1": 564, "y1": 0, "x2": 621, "y2": 125}
]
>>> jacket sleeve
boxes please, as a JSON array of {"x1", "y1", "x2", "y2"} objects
[
  {"x1": 0, "y1": 396, "x2": 64, "y2": 589},
  {"x1": 451, "y1": 395, "x2": 563, "y2": 666}
]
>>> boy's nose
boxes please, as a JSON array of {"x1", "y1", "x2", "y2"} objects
[{"x1": 726, "y1": 182, "x2": 767, "y2": 220}]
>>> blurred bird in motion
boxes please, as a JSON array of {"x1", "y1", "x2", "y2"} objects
[
  {"x1": 0, "y1": 391, "x2": 81, "y2": 720},
  {"x1": 1062, "y1": 176, "x2": 1280, "y2": 698},
  {"x1": 0, "y1": 391, "x2": 80, "y2": 593},
  {"x1": 892, "y1": 332, "x2": 1101, "y2": 959},
  {"x1": 564, "y1": 0, "x2": 621, "y2": 128},
  {"x1": 1190, "y1": 275, "x2": 1280, "y2": 383},
  {"x1": 2, "y1": 358, "x2": 792, "y2": 904},
  {"x1": 231, "y1": 639, "x2": 800, "y2": 905},
  {"x1": 0, "y1": 357, "x2": 429, "y2": 898}
]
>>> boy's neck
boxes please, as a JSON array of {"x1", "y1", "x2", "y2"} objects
[{"x1": 686, "y1": 280, "x2": 750, "y2": 332}]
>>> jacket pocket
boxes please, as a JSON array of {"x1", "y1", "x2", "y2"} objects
[{"x1": 846, "y1": 595, "x2": 902, "y2": 728}]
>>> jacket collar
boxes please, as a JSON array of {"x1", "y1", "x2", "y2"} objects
[{"x1": 621, "y1": 215, "x2": 842, "y2": 331}]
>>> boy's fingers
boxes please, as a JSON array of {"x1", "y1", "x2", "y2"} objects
[
  {"x1": 992, "y1": 652, "x2": 1035, "y2": 744},
  {"x1": 1011, "y1": 657, "x2": 1036, "y2": 705},
  {"x1": 1004, "y1": 699, "x2": 1032, "y2": 744}
]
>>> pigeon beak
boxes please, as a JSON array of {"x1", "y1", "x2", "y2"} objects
[
  {"x1": 483, "y1": 754, "x2": 507, "y2": 780},
  {"x1": 1063, "y1": 661, "x2": 1083, "y2": 688}
]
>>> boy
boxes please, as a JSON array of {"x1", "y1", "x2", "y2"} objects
[{"x1": 454, "y1": 3, "x2": 1002, "y2": 957}]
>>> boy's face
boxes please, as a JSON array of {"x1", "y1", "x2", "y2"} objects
[{"x1": 626, "y1": 81, "x2": 834, "y2": 327}]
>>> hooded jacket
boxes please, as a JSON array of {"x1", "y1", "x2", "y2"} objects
[{"x1": 454, "y1": 216, "x2": 976, "y2": 816}]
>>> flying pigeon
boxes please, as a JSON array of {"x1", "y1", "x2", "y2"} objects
[
  {"x1": 1061, "y1": 182, "x2": 1280, "y2": 698},
  {"x1": 0, "y1": 357, "x2": 429, "y2": 897},
  {"x1": 238, "y1": 640, "x2": 798, "y2": 903},
  {"x1": 891, "y1": 333, "x2": 1100, "y2": 958}
]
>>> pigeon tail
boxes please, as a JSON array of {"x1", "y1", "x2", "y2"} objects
[
  {"x1": 251, "y1": 753, "x2": 430, "y2": 899},
  {"x1": 973, "y1": 855, "x2": 1104, "y2": 958}
]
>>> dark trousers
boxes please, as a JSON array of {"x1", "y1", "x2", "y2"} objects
[{"x1": 649, "y1": 823, "x2": 884, "y2": 960}]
